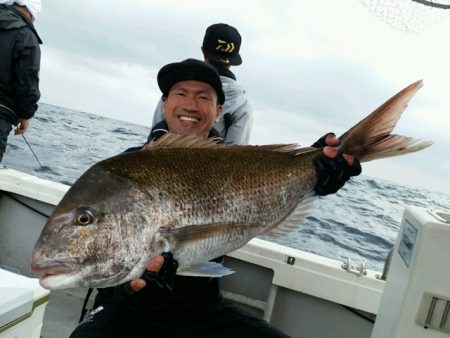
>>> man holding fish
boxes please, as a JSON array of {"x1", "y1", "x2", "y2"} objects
[{"x1": 66, "y1": 58, "x2": 361, "y2": 338}]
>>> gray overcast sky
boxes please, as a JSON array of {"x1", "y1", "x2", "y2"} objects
[{"x1": 34, "y1": 0, "x2": 450, "y2": 194}]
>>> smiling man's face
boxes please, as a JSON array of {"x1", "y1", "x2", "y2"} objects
[{"x1": 163, "y1": 80, "x2": 222, "y2": 138}]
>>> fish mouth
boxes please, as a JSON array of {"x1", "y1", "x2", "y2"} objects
[
  {"x1": 31, "y1": 258, "x2": 83, "y2": 277},
  {"x1": 31, "y1": 259, "x2": 86, "y2": 290},
  {"x1": 32, "y1": 264, "x2": 73, "y2": 279}
]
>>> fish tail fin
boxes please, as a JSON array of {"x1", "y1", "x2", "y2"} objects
[{"x1": 338, "y1": 80, "x2": 432, "y2": 163}]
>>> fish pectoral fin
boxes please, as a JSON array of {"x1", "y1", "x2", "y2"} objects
[
  {"x1": 266, "y1": 191, "x2": 317, "y2": 237},
  {"x1": 158, "y1": 222, "x2": 249, "y2": 243},
  {"x1": 177, "y1": 262, "x2": 235, "y2": 278}
]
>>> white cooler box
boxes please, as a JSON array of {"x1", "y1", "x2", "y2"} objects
[
  {"x1": 371, "y1": 207, "x2": 450, "y2": 338},
  {"x1": 0, "y1": 268, "x2": 50, "y2": 338}
]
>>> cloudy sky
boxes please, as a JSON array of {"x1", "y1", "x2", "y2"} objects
[{"x1": 34, "y1": 0, "x2": 450, "y2": 194}]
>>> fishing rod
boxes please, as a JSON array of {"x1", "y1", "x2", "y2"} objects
[{"x1": 21, "y1": 134, "x2": 43, "y2": 168}]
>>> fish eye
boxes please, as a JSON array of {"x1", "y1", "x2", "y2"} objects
[{"x1": 74, "y1": 209, "x2": 95, "y2": 226}]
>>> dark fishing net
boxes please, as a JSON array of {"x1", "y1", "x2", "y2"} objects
[{"x1": 359, "y1": 0, "x2": 450, "y2": 33}]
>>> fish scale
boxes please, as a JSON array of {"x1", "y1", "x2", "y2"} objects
[{"x1": 115, "y1": 146, "x2": 318, "y2": 227}]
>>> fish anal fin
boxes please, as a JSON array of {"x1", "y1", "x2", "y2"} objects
[{"x1": 177, "y1": 262, "x2": 235, "y2": 278}]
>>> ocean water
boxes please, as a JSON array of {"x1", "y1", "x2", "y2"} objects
[{"x1": 3, "y1": 103, "x2": 450, "y2": 272}]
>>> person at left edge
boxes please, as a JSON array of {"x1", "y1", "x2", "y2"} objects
[{"x1": 0, "y1": 0, "x2": 42, "y2": 162}]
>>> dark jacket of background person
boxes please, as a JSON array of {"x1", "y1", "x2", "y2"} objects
[{"x1": 0, "y1": 4, "x2": 41, "y2": 123}]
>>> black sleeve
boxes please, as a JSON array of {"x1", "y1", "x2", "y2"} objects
[{"x1": 13, "y1": 28, "x2": 41, "y2": 119}]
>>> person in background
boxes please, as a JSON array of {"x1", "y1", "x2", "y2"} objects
[
  {"x1": 70, "y1": 58, "x2": 361, "y2": 338},
  {"x1": 0, "y1": 0, "x2": 42, "y2": 162},
  {"x1": 152, "y1": 23, "x2": 252, "y2": 145}
]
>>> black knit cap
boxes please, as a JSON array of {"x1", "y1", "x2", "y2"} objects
[
  {"x1": 157, "y1": 58, "x2": 225, "y2": 105},
  {"x1": 202, "y1": 23, "x2": 242, "y2": 66}
]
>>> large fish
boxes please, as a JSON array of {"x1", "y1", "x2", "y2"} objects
[{"x1": 31, "y1": 81, "x2": 432, "y2": 290}]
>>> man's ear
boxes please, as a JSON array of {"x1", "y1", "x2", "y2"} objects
[
  {"x1": 161, "y1": 96, "x2": 168, "y2": 118},
  {"x1": 215, "y1": 105, "x2": 223, "y2": 123}
]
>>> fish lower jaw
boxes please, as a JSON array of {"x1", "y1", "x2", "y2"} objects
[{"x1": 39, "y1": 272, "x2": 85, "y2": 290}]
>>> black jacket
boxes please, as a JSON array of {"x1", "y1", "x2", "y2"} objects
[{"x1": 0, "y1": 5, "x2": 42, "y2": 123}]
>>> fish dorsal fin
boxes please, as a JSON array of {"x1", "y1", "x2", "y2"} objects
[
  {"x1": 143, "y1": 132, "x2": 226, "y2": 150},
  {"x1": 266, "y1": 191, "x2": 317, "y2": 237},
  {"x1": 253, "y1": 144, "x2": 317, "y2": 155},
  {"x1": 144, "y1": 132, "x2": 318, "y2": 156}
]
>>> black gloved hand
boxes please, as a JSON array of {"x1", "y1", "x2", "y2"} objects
[
  {"x1": 311, "y1": 133, "x2": 331, "y2": 148},
  {"x1": 141, "y1": 252, "x2": 178, "y2": 291},
  {"x1": 114, "y1": 252, "x2": 179, "y2": 311},
  {"x1": 312, "y1": 134, "x2": 362, "y2": 196}
]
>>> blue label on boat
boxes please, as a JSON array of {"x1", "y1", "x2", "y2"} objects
[{"x1": 398, "y1": 219, "x2": 418, "y2": 268}]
